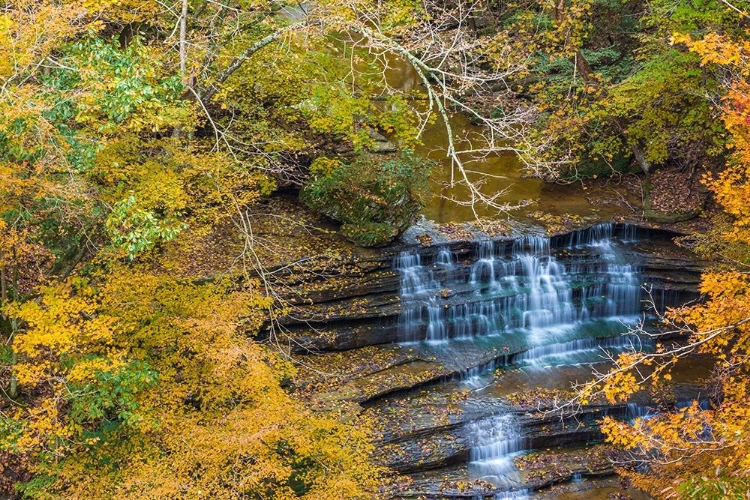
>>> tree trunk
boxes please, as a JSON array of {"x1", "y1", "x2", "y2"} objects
[
  {"x1": 552, "y1": 0, "x2": 597, "y2": 86},
  {"x1": 574, "y1": 50, "x2": 596, "y2": 85},
  {"x1": 632, "y1": 143, "x2": 651, "y2": 176},
  {"x1": 1, "y1": 265, "x2": 6, "y2": 308},
  {"x1": 180, "y1": 0, "x2": 189, "y2": 88},
  {"x1": 8, "y1": 344, "x2": 17, "y2": 399},
  {"x1": 119, "y1": 23, "x2": 136, "y2": 48}
]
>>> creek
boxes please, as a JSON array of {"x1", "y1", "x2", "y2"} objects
[
  {"x1": 382, "y1": 224, "x2": 697, "y2": 498},
  {"x1": 279, "y1": 222, "x2": 707, "y2": 498},
  {"x1": 269, "y1": 22, "x2": 707, "y2": 495},
  {"x1": 366, "y1": 55, "x2": 696, "y2": 498}
]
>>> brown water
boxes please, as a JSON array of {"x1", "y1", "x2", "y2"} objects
[
  {"x1": 414, "y1": 112, "x2": 544, "y2": 222},
  {"x1": 414, "y1": 114, "x2": 642, "y2": 224},
  {"x1": 377, "y1": 50, "x2": 640, "y2": 224}
]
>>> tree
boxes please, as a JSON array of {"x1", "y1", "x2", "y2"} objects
[
  {"x1": 574, "y1": 15, "x2": 750, "y2": 498},
  {"x1": 1, "y1": 1, "x2": 386, "y2": 497},
  {"x1": 423, "y1": 0, "x2": 735, "y2": 184}
]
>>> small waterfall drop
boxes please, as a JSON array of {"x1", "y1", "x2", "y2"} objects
[
  {"x1": 395, "y1": 252, "x2": 441, "y2": 342},
  {"x1": 627, "y1": 403, "x2": 656, "y2": 420},
  {"x1": 468, "y1": 415, "x2": 529, "y2": 498},
  {"x1": 436, "y1": 246, "x2": 456, "y2": 266},
  {"x1": 514, "y1": 335, "x2": 645, "y2": 367},
  {"x1": 395, "y1": 224, "x2": 644, "y2": 343},
  {"x1": 395, "y1": 249, "x2": 453, "y2": 342}
]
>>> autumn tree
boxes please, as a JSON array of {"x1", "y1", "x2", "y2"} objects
[
  {"x1": 0, "y1": 1, "x2": 385, "y2": 497},
  {"x1": 574, "y1": 13, "x2": 750, "y2": 498},
  {"x1": 483, "y1": 0, "x2": 733, "y2": 181}
]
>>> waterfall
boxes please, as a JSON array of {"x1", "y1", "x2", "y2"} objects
[
  {"x1": 468, "y1": 415, "x2": 529, "y2": 498},
  {"x1": 395, "y1": 224, "x2": 644, "y2": 343},
  {"x1": 395, "y1": 252, "x2": 439, "y2": 298},
  {"x1": 494, "y1": 491, "x2": 530, "y2": 499},
  {"x1": 437, "y1": 246, "x2": 455, "y2": 266},
  {"x1": 470, "y1": 240, "x2": 499, "y2": 291},
  {"x1": 395, "y1": 252, "x2": 442, "y2": 342},
  {"x1": 675, "y1": 399, "x2": 711, "y2": 410},
  {"x1": 462, "y1": 357, "x2": 502, "y2": 389},
  {"x1": 394, "y1": 224, "x2": 700, "y2": 500},
  {"x1": 391, "y1": 225, "x2": 657, "y2": 497},
  {"x1": 627, "y1": 403, "x2": 656, "y2": 420}
]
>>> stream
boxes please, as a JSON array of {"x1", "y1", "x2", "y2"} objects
[
  {"x1": 280, "y1": 223, "x2": 707, "y2": 499},
  {"x1": 270, "y1": 20, "x2": 707, "y2": 496},
  {"x1": 368, "y1": 56, "x2": 692, "y2": 498}
]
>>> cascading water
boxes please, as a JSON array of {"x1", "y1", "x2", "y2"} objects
[
  {"x1": 395, "y1": 223, "x2": 644, "y2": 343},
  {"x1": 395, "y1": 252, "x2": 443, "y2": 343},
  {"x1": 627, "y1": 403, "x2": 656, "y2": 420},
  {"x1": 393, "y1": 224, "x2": 652, "y2": 497},
  {"x1": 513, "y1": 335, "x2": 647, "y2": 366},
  {"x1": 467, "y1": 415, "x2": 529, "y2": 499},
  {"x1": 437, "y1": 246, "x2": 456, "y2": 266}
]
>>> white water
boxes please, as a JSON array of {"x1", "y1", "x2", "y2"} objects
[
  {"x1": 394, "y1": 224, "x2": 650, "y2": 497},
  {"x1": 514, "y1": 335, "x2": 643, "y2": 366},
  {"x1": 468, "y1": 415, "x2": 528, "y2": 495},
  {"x1": 394, "y1": 253, "x2": 442, "y2": 342},
  {"x1": 395, "y1": 224, "x2": 643, "y2": 343}
]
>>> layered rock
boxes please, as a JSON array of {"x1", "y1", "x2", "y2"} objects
[{"x1": 268, "y1": 223, "x2": 708, "y2": 498}]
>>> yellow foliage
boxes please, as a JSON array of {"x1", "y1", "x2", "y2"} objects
[
  {"x1": 2, "y1": 249, "x2": 380, "y2": 498},
  {"x1": 8, "y1": 280, "x2": 119, "y2": 386},
  {"x1": 0, "y1": 1, "x2": 87, "y2": 80}
]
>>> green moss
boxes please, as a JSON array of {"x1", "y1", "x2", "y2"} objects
[{"x1": 300, "y1": 151, "x2": 433, "y2": 246}]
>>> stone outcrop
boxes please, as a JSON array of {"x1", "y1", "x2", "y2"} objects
[{"x1": 264, "y1": 223, "x2": 708, "y2": 498}]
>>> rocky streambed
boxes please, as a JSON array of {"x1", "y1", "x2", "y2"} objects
[{"x1": 261, "y1": 222, "x2": 709, "y2": 498}]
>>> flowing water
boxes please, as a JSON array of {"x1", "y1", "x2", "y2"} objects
[
  {"x1": 393, "y1": 223, "x2": 664, "y2": 497},
  {"x1": 395, "y1": 223, "x2": 643, "y2": 345},
  {"x1": 467, "y1": 414, "x2": 531, "y2": 499}
]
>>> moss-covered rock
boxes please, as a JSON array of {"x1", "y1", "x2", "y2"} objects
[{"x1": 300, "y1": 151, "x2": 433, "y2": 246}]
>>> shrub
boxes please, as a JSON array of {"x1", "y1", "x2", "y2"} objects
[{"x1": 301, "y1": 151, "x2": 432, "y2": 246}]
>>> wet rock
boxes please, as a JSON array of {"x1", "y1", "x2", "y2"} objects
[
  {"x1": 273, "y1": 222, "x2": 710, "y2": 493},
  {"x1": 400, "y1": 217, "x2": 453, "y2": 246},
  {"x1": 374, "y1": 401, "x2": 629, "y2": 474},
  {"x1": 391, "y1": 443, "x2": 619, "y2": 499},
  {"x1": 514, "y1": 445, "x2": 616, "y2": 491},
  {"x1": 271, "y1": 254, "x2": 702, "y2": 352}
]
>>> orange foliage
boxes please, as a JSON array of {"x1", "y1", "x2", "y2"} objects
[{"x1": 585, "y1": 26, "x2": 750, "y2": 499}]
